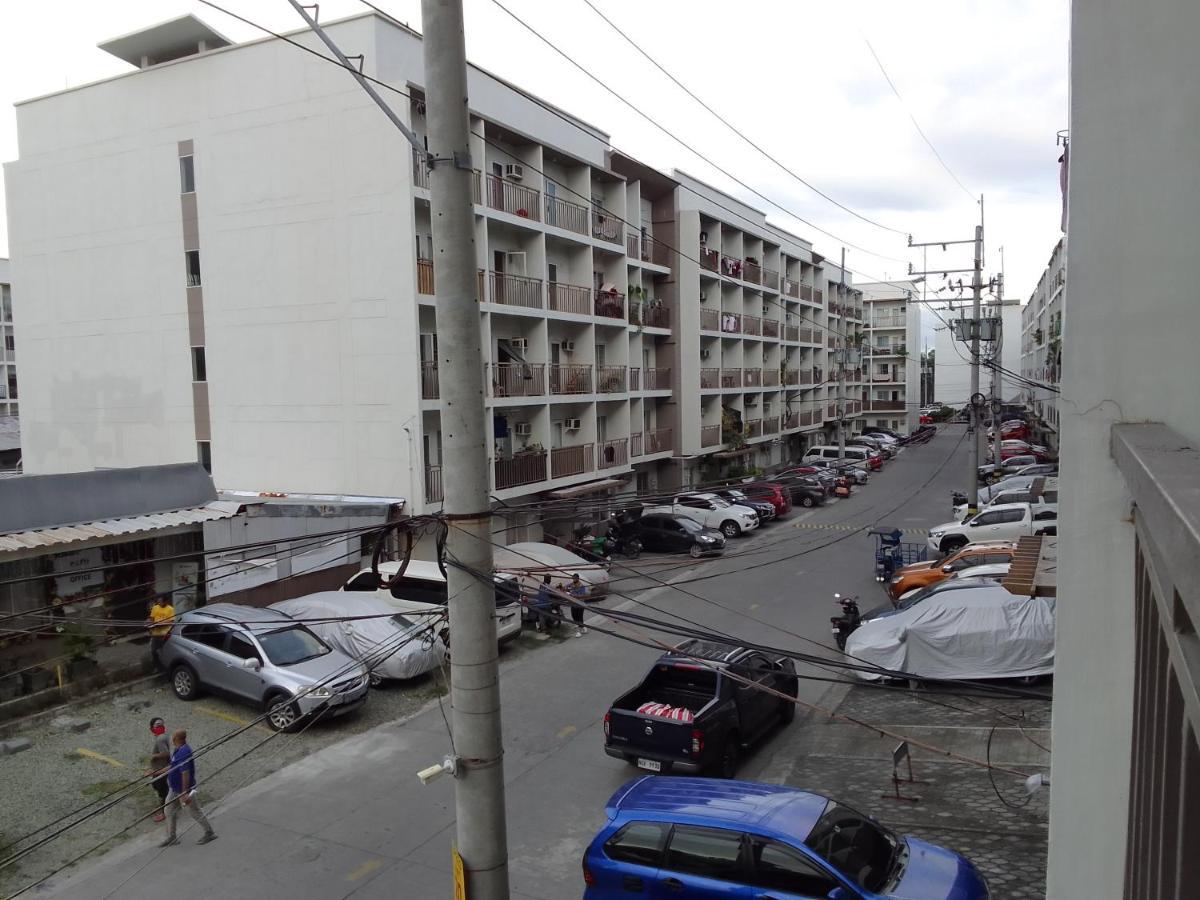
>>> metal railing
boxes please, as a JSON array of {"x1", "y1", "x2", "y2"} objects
[
  {"x1": 646, "y1": 427, "x2": 672, "y2": 454},
  {"x1": 745, "y1": 419, "x2": 762, "y2": 438},
  {"x1": 552, "y1": 443, "x2": 594, "y2": 478},
  {"x1": 783, "y1": 413, "x2": 799, "y2": 430},
  {"x1": 596, "y1": 365, "x2": 627, "y2": 393},
  {"x1": 700, "y1": 308, "x2": 720, "y2": 331},
  {"x1": 421, "y1": 361, "x2": 439, "y2": 399},
  {"x1": 700, "y1": 424, "x2": 721, "y2": 447},
  {"x1": 762, "y1": 319, "x2": 780, "y2": 338},
  {"x1": 598, "y1": 438, "x2": 629, "y2": 469},
  {"x1": 545, "y1": 194, "x2": 589, "y2": 235},
  {"x1": 784, "y1": 278, "x2": 800, "y2": 299},
  {"x1": 763, "y1": 416, "x2": 780, "y2": 435},
  {"x1": 814, "y1": 288, "x2": 824, "y2": 304},
  {"x1": 742, "y1": 314, "x2": 762, "y2": 336},
  {"x1": 629, "y1": 301, "x2": 669, "y2": 328},
  {"x1": 630, "y1": 431, "x2": 643, "y2": 457},
  {"x1": 871, "y1": 315, "x2": 908, "y2": 329},
  {"x1": 700, "y1": 367, "x2": 720, "y2": 389},
  {"x1": 548, "y1": 283, "x2": 592, "y2": 315},
  {"x1": 784, "y1": 324, "x2": 799, "y2": 342},
  {"x1": 549, "y1": 364, "x2": 593, "y2": 395},
  {"x1": 485, "y1": 173, "x2": 541, "y2": 221},
  {"x1": 798, "y1": 326, "x2": 815, "y2": 344},
  {"x1": 412, "y1": 149, "x2": 430, "y2": 190},
  {"x1": 629, "y1": 367, "x2": 641, "y2": 391},
  {"x1": 763, "y1": 368, "x2": 780, "y2": 387},
  {"x1": 783, "y1": 369, "x2": 800, "y2": 386},
  {"x1": 721, "y1": 255, "x2": 744, "y2": 279},
  {"x1": 644, "y1": 367, "x2": 671, "y2": 390},
  {"x1": 489, "y1": 271, "x2": 543, "y2": 309},
  {"x1": 626, "y1": 233, "x2": 639, "y2": 258},
  {"x1": 761, "y1": 268, "x2": 779, "y2": 291},
  {"x1": 491, "y1": 363, "x2": 545, "y2": 397},
  {"x1": 424, "y1": 466, "x2": 443, "y2": 504},
  {"x1": 743, "y1": 261, "x2": 762, "y2": 285},
  {"x1": 720, "y1": 313, "x2": 742, "y2": 334},
  {"x1": 700, "y1": 247, "x2": 719, "y2": 272},
  {"x1": 800, "y1": 284, "x2": 813, "y2": 302},
  {"x1": 642, "y1": 235, "x2": 672, "y2": 267},
  {"x1": 594, "y1": 290, "x2": 625, "y2": 319},
  {"x1": 592, "y1": 210, "x2": 622, "y2": 244},
  {"x1": 417, "y1": 258, "x2": 435, "y2": 295},
  {"x1": 495, "y1": 452, "x2": 546, "y2": 490},
  {"x1": 743, "y1": 368, "x2": 762, "y2": 387},
  {"x1": 798, "y1": 369, "x2": 813, "y2": 385},
  {"x1": 721, "y1": 368, "x2": 742, "y2": 389}
]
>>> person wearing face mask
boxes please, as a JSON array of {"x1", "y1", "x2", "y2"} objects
[{"x1": 146, "y1": 717, "x2": 171, "y2": 823}]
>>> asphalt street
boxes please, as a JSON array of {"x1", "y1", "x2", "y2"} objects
[{"x1": 18, "y1": 428, "x2": 977, "y2": 899}]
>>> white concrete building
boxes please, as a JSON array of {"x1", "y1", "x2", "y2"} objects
[
  {"x1": 931, "y1": 299, "x2": 1021, "y2": 408},
  {"x1": 1020, "y1": 238, "x2": 1064, "y2": 451},
  {"x1": 858, "y1": 279, "x2": 922, "y2": 432},
  {"x1": 0, "y1": 258, "x2": 16, "y2": 418},
  {"x1": 4, "y1": 12, "x2": 856, "y2": 530},
  {"x1": 1047, "y1": 2, "x2": 1200, "y2": 896}
]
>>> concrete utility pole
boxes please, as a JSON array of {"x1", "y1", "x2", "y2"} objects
[
  {"x1": 990, "y1": 270, "x2": 1004, "y2": 470},
  {"x1": 421, "y1": 1, "x2": 510, "y2": 896},
  {"x1": 837, "y1": 248, "x2": 847, "y2": 460}
]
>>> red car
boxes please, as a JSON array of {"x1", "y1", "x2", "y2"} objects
[{"x1": 739, "y1": 481, "x2": 792, "y2": 516}]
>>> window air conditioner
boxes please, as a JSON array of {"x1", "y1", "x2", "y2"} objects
[
  {"x1": 504, "y1": 163, "x2": 525, "y2": 181},
  {"x1": 515, "y1": 423, "x2": 533, "y2": 436},
  {"x1": 562, "y1": 340, "x2": 576, "y2": 353},
  {"x1": 566, "y1": 418, "x2": 582, "y2": 431},
  {"x1": 510, "y1": 338, "x2": 528, "y2": 353}
]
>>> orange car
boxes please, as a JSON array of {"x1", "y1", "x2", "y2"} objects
[{"x1": 887, "y1": 541, "x2": 1017, "y2": 600}]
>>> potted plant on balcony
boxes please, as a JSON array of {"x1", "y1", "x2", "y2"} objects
[{"x1": 62, "y1": 621, "x2": 100, "y2": 682}]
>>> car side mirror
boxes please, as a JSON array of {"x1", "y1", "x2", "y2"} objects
[
  {"x1": 241, "y1": 657, "x2": 262, "y2": 671},
  {"x1": 942, "y1": 564, "x2": 954, "y2": 573}
]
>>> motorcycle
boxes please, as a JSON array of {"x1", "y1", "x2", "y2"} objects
[
  {"x1": 605, "y1": 525, "x2": 643, "y2": 560},
  {"x1": 829, "y1": 593, "x2": 862, "y2": 651}
]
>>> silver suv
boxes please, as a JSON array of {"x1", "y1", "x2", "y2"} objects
[{"x1": 160, "y1": 603, "x2": 370, "y2": 732}]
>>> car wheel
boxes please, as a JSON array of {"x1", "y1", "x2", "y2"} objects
[
  {"x1": 800, "y1": 495, "x2": 815, "y2": 508},
  {"x1": 718, "y1": 734, "x2": 740, "y2": 778},
  {"x1": 720, "y1": 520, "x2": 740, "y2": 538},
  {"x1": 689, "y1": 543, "x2": 704, "y2": 559},
  {"x1": 170, "y1": 664, "x2": 200, "y2": 701},
  {"x1": 940, "y1": 536, "x2": 968, "y2": 554},
  {"x1": 625, "y1": 541, "x2": 642, "y2": 560},
  {"x1": 265, "y1": 693, "x2": 302, "y2": 733}
]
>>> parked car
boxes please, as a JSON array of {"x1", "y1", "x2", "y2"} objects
[
  {"x1": 846, "y1": 584, "x2": 1055, "y2": 682},
  {"x1": 737, "y1": 481, "x2": 792, "y2": 516},
  {"x1": 851, "y1": 435, "x2": 897, "y2": 458},
  {"x1": 604, "y1": 640, "x2": 797, "y2": 777},
  {"x1": 494, "y1": 541, "x2": 612, "y2": 597},
  {"x1": 1013, "y1": 462, "x2": 1058, "y2": 477},
  {"x1": 160, "y1": 603, "x2": 370, "y2": 732},
  {"x1": 343, "y1": 559, "x2": 522, "y2": 643},
  {"x1": 271, "y1": 592, "x2": 445, "y2": 685},
  {"x1": 643, "y1": 493, "x2": 759, "y2": 538},
  {"x1": 952, "y1": 487, "x2": 1056, "y2": 521},
  {"x1": 887, "y1": 541, "x2": 1017, "y2": 600},
  {"x1": 978, "y1": 455, "x2": 1042, "y2": 482},
  {"x1": 776, "y1": 468, "x2": 838, "y2": 496},
  {"x1": 927, "y1": 503, "x2": 1058, "y2": 554},
  {"x1": 633, "y1": 513, "x2": 726, "y2": 558},
  {"x1": 768, "y1": 474, "x2": 827, "y2": 507},
  {"x1": 804, "y1": 457, "x2": 870, "y2": 484},
  {"x1": 859, "y1": 577, "x2": 1006, "y2": 630},
  {"x1": 583, "y1": 776, "x2": 991, "y2": 899},
  {"x1": 863, "y1": 427, "x2": 903, "y2": 440},
  {"x1": 802, "y1": 445, "x2": 881, "y2": 471},
  {"x1": 712, "y1": 487, "x2": 776, "y2": 523}
]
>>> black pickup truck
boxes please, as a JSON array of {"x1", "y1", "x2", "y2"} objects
[{"x1": 603, "y1": 640, "x2": 798, "y2": 778}]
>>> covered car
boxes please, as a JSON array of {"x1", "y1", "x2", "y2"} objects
[
  {"x1": 272, "y1": 591, "x2": 446, "y2": 684},
  {"x1": 845, "y1": 584, "x2": 1055, "y2": 682},
  {"x1": 494, "y1": 541, "x2": 610, "y2": 596}
]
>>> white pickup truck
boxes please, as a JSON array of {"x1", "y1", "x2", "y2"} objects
[
  {"x1": 643, "y1": 492, "x2": 760, "y2": 538},
  {"x1": 927, "y1": 502, "x2": 1057, "y2": 554}
]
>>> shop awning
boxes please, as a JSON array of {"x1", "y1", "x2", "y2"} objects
[{"x1": 0, "y1": 501, "x2": 242, "y2": 554}]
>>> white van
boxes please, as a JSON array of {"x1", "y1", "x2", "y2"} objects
[
  {"x1": 802, "y1": 445, "x2": 872, "y2": 465},
  {"x1": 342, "y1": 560, "x2": 522, "y2": 644}
]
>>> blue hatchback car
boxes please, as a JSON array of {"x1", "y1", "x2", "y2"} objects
[{"x1": 582, "y1": 777, "x2": 989, "y2": 899}]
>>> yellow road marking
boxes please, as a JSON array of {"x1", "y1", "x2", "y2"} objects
[
  {"x1": 75, "y1": 748, "x2": 125, "y2": 768},
  {"x1": 556, "y1": 724, "x2": 577, "y2": 739},
  {"x1": 790, "y1": 522, "x2": 928, "y2": 535},
  {"x1": 347, "y1": 859, "x2": 383, "y2": 882},
  {"x1": 196, "y1": 706, "x2": 271, "y2": 733}
]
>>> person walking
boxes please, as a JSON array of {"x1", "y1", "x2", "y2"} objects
[
  {"x1": 532, "y1": 574, "x2": 556, "y2": 637},
  {"x1": 146, "y1": 717, "x2": 171, "y2": 823},
  {"x1": 145, "y1": 595, "x2": 175, "y2": 671},
  {"x1": 567, "y1": 573, "x2": 589, "y2": 637},
  {"x1": 160, "y1": 729, "x2": 217, "y2": 847}
]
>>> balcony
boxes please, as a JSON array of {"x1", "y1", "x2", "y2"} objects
[
  {"x1": 545, "y1": 194, "x2": 589, "y2": 236},
  {"x1": 548, "y1": 282, "x2": 592, "y2": 315},
  {"x1": 721, "y1": 255, "x2": 744, "y2": 279},
  {"x1": 721, "y1": 368, "x2": 743, "y2": 389},
  {"x1": 720, "y1": 313, "x2": 742, "y2": 334},
  {"x1": 592, "y1": 210, "x2": 622, "y2": 245},
  {"x1": 552, "y1": 443, "x2": 594, "y2": 478},
  {"x1": 744, "y1": 368, "x2": 762, "y2": 387},
  {"x1": 784, "y1": 324, "x2": 799, "y2": 342},
  {"x1": 596, "y1": 365, "x2": 627, "y2": 393},
  {"x1": 629, "y1": 367, "x2": 640, "y2": 391},
  {"x1": 495, "y1": 451, "x2": 547, "y2": 490},
  {"x1": 646, "y1": 426, "x2": 672, "y2": 454},
  {"x1": 763, "y1": 416, "x2": 780, "y2": 435},
  {"x1": 700, "y1": 367, "x2": 720, "y2": 389},
  {"x1": 762, "y1": 319, "x2": 780, "y2": 338},
  {"x1": 598, "y1": 438, "x2": 628, "y2": 469},
  {"x1": 700, "y1": 424, "x2": 721, "y2": 447},
  {"x1": 743, "y1": 261, "x2": 761, "y2": 285},
  {"x1": 798, "y1": 326, "x2": 815, "y2": 344},
  {"x1": 784, "y1": 278, "x2": 800, "y2": 299},
  {"x1": 700, "y1": 247, "x2": 719, "y2": 272},
  {"x1": 827, "y1": 334, "x2": 837, "y2": 349},
  {"x1": 412, "y1": 149, "x2": 430, "y2": 190},
  {"x1": 485, "y1": 173, "x2": 541, "y2": 221},
  {"x1": 421, "y1": 361, "x2": 439, "y2": 399},
  {"x1": 700, "y1": 308, "x2": 720, "y2": 331},
  {"x1": 800, "y1": 284, "x2": 813, "y2": 302},
  {"x1": 783, "y1": 369, "x2": 800, "y2": 386},
  {"x1": 644, "y1": 367, "x2": 671, "y2": 390},
  {"x1": 742, "y1": 314, "x2": 762, "y2": 336},
  {"x1": 550, "y1": 364, "x2": 593, "y2": 395},
  {"x1": 641, "y1": 235, "x2": 672, "y2": 267},
  {"x1": 812, "y1": 367, "x2": 824, "y2": 383},
  {"x1": 489, "y1": 271, "x2": 543, "y2": 309},
  {"x1": 763, "y1": 368, "x2": 780, "y2": 387},
  {"x1": 629, "y1": 301, "x2": 670, "y2": 328},
  {"x1": 630, "y1": 431, "x2": 643, "y2": 457},
  {"x1": 814, "y1": 288, "x2": 824, "y2": 304},
  {"x1": 745, "y1": 419, "x2": 762, "y2": 438},
  {"x1": 491, "y1": 363, "x2": 545, "y2": 397},
  {"x1": 761, "y1": 268, "x2": 780, "y2": 291},
  {"x1": 798, "y1": 369, "x2": 813, "y2": 385},
  {"x1": 867, "y1": 399, "x2": 906, "y2": 411},
  {"x1": 424, "y1": 465, "x2": 443, "y2": 504},
  {"x1": 594, "y1": 290, "x2": 625, "y2": 319},
  {"x1": 417, "y1": 258, "x2": 435, "y2": 295},
  {"x1": 783, "y1": 413, "x2": 799, "y2": 430}
]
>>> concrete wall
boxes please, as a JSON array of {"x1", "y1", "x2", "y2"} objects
[{"x1": 1047, "y1": 2, "x2": 1200, "y2": 896}]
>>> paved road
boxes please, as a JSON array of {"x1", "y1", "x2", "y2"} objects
[{"x1": 20, "y1": 429, "x2": 974, "y2": 899}]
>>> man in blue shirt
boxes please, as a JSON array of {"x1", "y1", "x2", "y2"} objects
[{"x1": 160, "y1": 728, "x2": 217, "y2": 847}]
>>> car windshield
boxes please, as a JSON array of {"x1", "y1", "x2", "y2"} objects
[
  {"x1": 258, "y1": 626, "x2": 331, "y2": 666},
  {"x1": 725, "y1": 490, "x2": 747, "y2": 501},
  {"x1": 804, "y1": 801, "x2": 899, "y2": 892},
  {"x1": 678, "y1": 518, "x2": 704, "y2": 533},
  {"x1": 708, "y1": 497, "x2": 732, "y2": 508}
]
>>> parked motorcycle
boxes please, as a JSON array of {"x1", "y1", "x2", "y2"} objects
[{"x1": 829, "y1": 593, "x2": 862, "y2": 651}]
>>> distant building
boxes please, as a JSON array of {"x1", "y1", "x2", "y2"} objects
[
  {"x1": 0, "y1": 258, "x2": 16, "y2": 419},
  {"x1": 932, "y1": 299, "x2": 1022, "y2": 408},
  {"x1": 1020, "y1": 238, "x2": 1065, "y2": 452},
  {"x1": 857, "y1": 279, "x2": 923, "y2": 432}
]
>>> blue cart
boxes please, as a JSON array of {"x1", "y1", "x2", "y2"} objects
[{"x1": 870, "y1": 526, "x2": 928, "y2": 582}]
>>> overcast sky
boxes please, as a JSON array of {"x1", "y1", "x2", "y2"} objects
[{"x1": 0, "y1": 0, "x2": 1067, "y2": 327}]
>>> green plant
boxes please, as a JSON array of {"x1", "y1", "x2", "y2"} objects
[
  {"x1": 1034, "y1": 328, "x2": 1044, "y2": 346},
  {"x1": 61, "y1": 621, "x2": 97, "y2": 662}
]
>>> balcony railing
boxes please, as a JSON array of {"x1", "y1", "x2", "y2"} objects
[
  {"x1": 721, "y1": 368, "x2": 742, "y2": 389},
  {"x1": 784, "y1": 324, "x2": 799, "y2": 342},
  {"x1": 761, "y1": 267, "x2": 779, "y2": 291},
  {"x1": 814, "y1": 288, "x2": 824, "y2": 304},
  {"x1": 412, "y1": 149, "x2": 430, "y2": 190},
  {"x1": 629, "y1": 367, "x2": 640, "y2": 391},
  {"x1": 495, "y1": 451, "x2": 547, "y2": 490},
  {"x1": 421, "y1": 361, "x2": 439, "y2": 399},
  {"x1": 598, "y1": 438, "x2": 628, "y2": 469},
  {"x1": 784, "y1": 278, "x2": 800, "y2": 299},
  {"x1": 812, "y1": 367, "x2": 824, "y2": 383},
  {"x1": 720, "y1": 313, "x2": 742, "y2": 334},
  {"x1": 827, "y1": 403, "x2": 837, "y2": 419},
  {"x1": 548, "y1": 282, "x2": 592, "y2": 315},
  {"x1": 485, "y1": 173, "x2": 541, "y2": 221},
  {"x1": 763, "y1": 416, "x2": 780, "y2": 435},
  {"x1": 744, "y1": 368, "x2": 762, "y2": 387},
  {"x1": 700, "y1": 367, "x2": 720, "y2": 389},
  {"x1": 630, "y1": 431, "x2": 643, "y2": 457},
  {"x1": 489, "y1": 271, "x2": 543, "y2": 309},
  {"x1": 742, "y1": 314, "x2": 762, "y2": 336},
  {"x1": 798, "y1": 326, "x2": 815, "y2": 344},
  {"x1": 552, "y1": 443, "x2": 594, "y2": 478},
  {"x1": 629, "y1": 301, "x2": 670, "y2": 328},
  {"x1": 550, "y1": 364, "x2": 593, "y2": 395},
  {"x1": 644, "y1": 367, "x2": 671, "y2": 390},
  {"x1": 743, "y1": 261, "x2": 761, "y2": 285},
  {"x1": 745, "y1": 419, "x2": 762, "y2": 438},
  {"x1": 545, "y1": 194, "x2": 589, "y2": 235},
  {"x1": 646, "y1": 426, "x2": 672, "y2": 454},
  {"x1": 763, "y1": 368, "x2": 780, "y2": 387},
  {"x1": 596, "y1": 365, "x2": 627, "y2": 393},
  {"x1": 491, "y1": 363, "x2": 545, "y2": 397},
  {"x1": 594, "y1": 290, "x2": 625, "y2": 319},
  {"x1": 798, "y1": 369, "x2": 813, "y2": 385},
  {"x1": 700, "y1": 308, "x2": 720, "y2": 331},
  {"x1": 417, "y1": 258, "x2": 435, "y2": 295},
  {"x1": 867, "y1": 399, "x2": 906, "y2": 411},
  {"x1": 700, "y1": 247, "x2": 719, "y2": 272},
  {"x1": 626, "y1": 233, "x2": 639, "y2": 258},
  {"x1": 641, "y1": 235, "x2": 672, "y2": 267},
  {"x1": 783, "y1": 413, "x2": 799, "y2": 430},
  {"x1": 783, "y1": 369, "x2": 800, "y2": 386},
  {"x1": 800, "y1": 284, "x2": 813, "y2": 302},
  {"x1": 700, "y1": 424, "x2": 721, "y2": 447},
  {"x1": 592, "y1": 210, "x2": 622, "y2": 244},
  {"x1": 721, "y1": 255, "x2": 744, "y2": 279},
  {"x1": 827, "y1": 334, "x2": 837, "y2": 349},
  {"x1": 424, "y1": 465, "x2": 443, "y2": 504}
]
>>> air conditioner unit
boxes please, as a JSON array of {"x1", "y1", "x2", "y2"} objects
[
  {"x1": 509, "y1": 337, "x2": 528, "y2": 353},
  {"x1": 700, "y1": 349, "x2": 711, "y2": 360},
  {"x1": 565, "y1": 418, "x2": 582, "y2": 431},
  {"x1": 504, "y1": 163, "x2": 525, "y2": 181},
  {"x1": 562, "y1": 340, "x2": 576, "y2": 353},
  {"x1": 699, "y1": 291, "x2": 707, "y2": 303},
  {"x1": 514, "y1": 422, "x2": 532, "y2": 436}
]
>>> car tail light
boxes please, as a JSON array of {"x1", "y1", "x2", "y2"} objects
[
  {"x1": 691, "y1": 729, "x2": 704, "y2": 755},
  {"x1": 603, "y1": 711, "x2": 611, "y2": 739},
  {"x1": 582, "y1": 857, "x2": 596, "y2": 886}
]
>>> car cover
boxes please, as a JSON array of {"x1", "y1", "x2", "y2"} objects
[
  {"x1": 272, "y1": 592, "x2": 445, "y2": 681},
  {"x1": 845, "y1": 585, "x2": 1055, "y2": 681}
]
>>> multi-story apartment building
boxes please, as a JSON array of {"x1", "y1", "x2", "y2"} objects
[
  {"x1": 1020, "y1": 237, "x2": 1064, "y2": 452},
  {"x1": 4, "y1": 12, "x2": 860, "y2": 535},
  {"x1": 932, "y1": 299, "x2": 1022, "y2": 408},
  {"x1": 0, "y1": 258, "x2": 16, "y2": 418},
  {"x1": 858, "y1": 279, "x2": 922, "y2": 432}
]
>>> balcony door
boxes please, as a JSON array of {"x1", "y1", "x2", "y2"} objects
[{"x1": 551, "y1": 421, "x2": 563, "y2": 450}]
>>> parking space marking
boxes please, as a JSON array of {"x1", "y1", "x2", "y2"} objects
[
  {"x1": 346, "y1": 859, "x2": 383, "y2": 882},
  {"x1": 790, "y1": 523, "x2": 928, "y2": 535},
  {"x1": 75, "y1": 748, "x2": 126, "y2": 769},
  {"x1": 196, "y1": 705, "x2": 272, "y2": 733},
  {"x1": 556, "y1": 724, "x2": 577, "y2": 739}
]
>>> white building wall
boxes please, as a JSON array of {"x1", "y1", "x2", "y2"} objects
[
  {"x1": 0, "y1": 257, "x2": 16, "y2": 418},
  {"x1": 932, "y1": 301, "x2": 1021, "y2": 408}
]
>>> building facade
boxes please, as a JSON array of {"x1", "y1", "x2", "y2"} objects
[
  {"x1": 858, "y1": 279, "x2": 922, "y2": 432},
  {"x1": 0, "y1": 258, "x2": 16, "y2": 418},
  {"x1": 1020, "y1": 237, "x2": 1064, "y2": 452},
  {"x1": 932, "y1": 299, "x2": 1022, "y2": 409},
  {"x1": 4, "y1": 13, "x2": 858, "y2": 536}
]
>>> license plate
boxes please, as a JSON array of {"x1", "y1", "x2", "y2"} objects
[
  {"x1": 830, "y1": 627, "x2": 841, "y2": 635},
  {"x1": 636, "y1": 758, "x2": 662, "y2": 772}
]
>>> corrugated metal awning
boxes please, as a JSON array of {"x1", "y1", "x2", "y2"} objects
[
  {"x1": 0, "y1": 501, "x2": 242, "y2": 554},
  {"x1": 546, "y1": 478, "x2": 625, "y2": 499}
]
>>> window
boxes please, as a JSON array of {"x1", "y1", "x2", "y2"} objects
[
  {"x1": 226, "y1": 632, "x2": 261, "y2": 662},
  {"x1": 344, "y1": 571, "x2": 382, "y2": 592},
  {"x1": 181, "y1": 623, "x2": 227, "y2": 650},
  {"x1": 973, "y1": 512, "x2": 999, "y2": 526},
  {"x1": 180, "y1": 155, "x2": 195, "y2": 193},
  {"x1": 1, "y1": 284, "x2": 11, "y2": 320},
  {"x1": 197, "y1": 440, "x2": 212, "y2": 473},
  {"x1": 191, "y1": 347, "x2": 207, "y2": 382},
  {"x1": 997, "y1": 508, "x2": 1027, "y2": 524},
  {"x1": 185, "y1": 250, "x2": 202, "y2": 287},
  {"x1": 603, "y1": 822, "x2": 667, "y2": 867},
  {"x1": 664, "y1": 825, "x2": 744, "y2": 881},
  {"x1": 748, "y1": 839, "x2": 838, "y2": 895},
  {"x1": 257, "y1": 626, "x2": 330, "y2": 666}
]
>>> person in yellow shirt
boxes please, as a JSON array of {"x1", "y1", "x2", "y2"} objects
[{"x1": 146, "y1": 596, "x2": 176, "y2": 671}]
